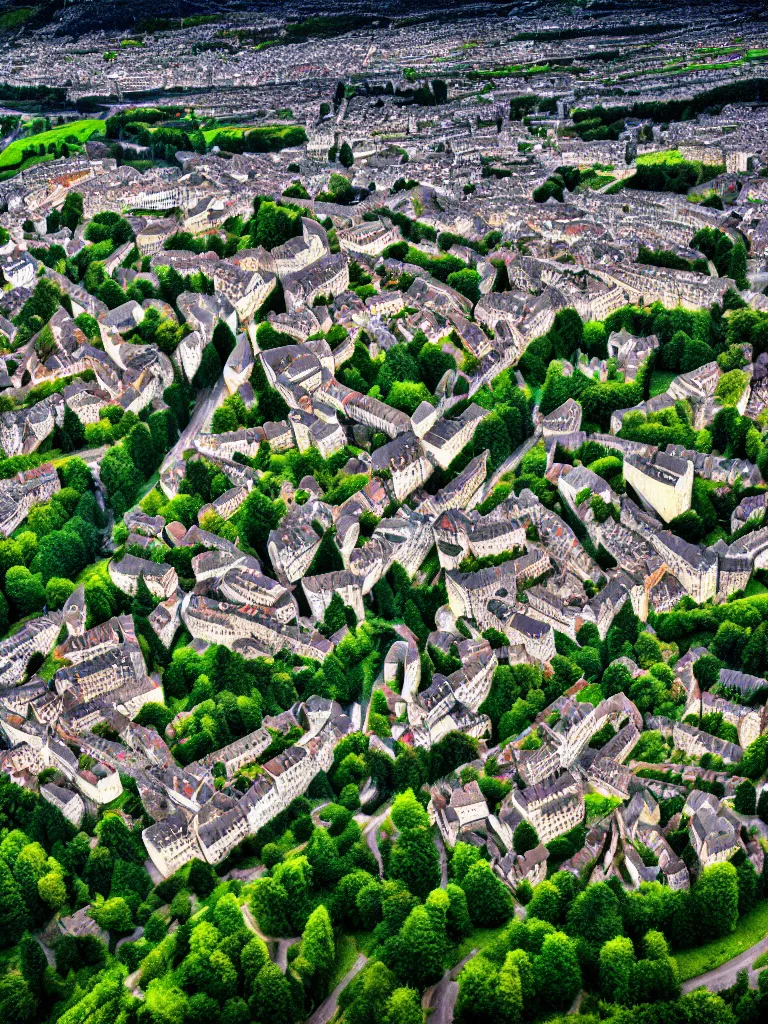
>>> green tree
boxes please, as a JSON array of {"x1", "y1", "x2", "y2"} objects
[
  {"x1": 0, "y1": 859, "x2": 30, "y2": 946},
  {"x1": 299, "y1": 905, "x2": 335, "y2": 1002},
  {"x1": 461, "y1": 861, "x2": 514, "y2": 927},
  {"x1": 383, "y1": 986, "x2": 424, "y2": 1024},
  {"x1": 734, "y1": 779, "x2": 756, "y2": 815},
  {"x1": 248, "y1": 962, "x2": 294, "y2": 1024},
  {"x1": 88, "y1": 896, "x2": 133, "y2": 932},
  {"x1": 551, "y1": 307, "x2": 584, "y2": 361},
  {"x1": 339, "y1": 142, "x2": 354, "y2": 167},
  {"x1": 497, "y1": 953, "x2": 524, "y2": 1024},
  {"x1": 690, "y1": 863, "x2": 739, "y2": 941},
  {"x1": 728, "y1": 240, "x2": 748, "y2": 289},
  {"x1": 389, "y1": 824, "x2": 441, "y2": 901},
  {"x1": 446, "y1": 268, "x2": 481, "y2": 304},
  {"x1": 599, "y1": 935, "x2": 635, "y2": 1005},
  {"x1": 513, "y1": 820, "x2": 539, "y2": 855},
  {"x1": 395, "y1": 905, "x2": 444, "y2": 990},
  {"x1": 534, "y1": 931, "x2": 581, "y2": 1010},
  {"x1": 446, "y1": 883, "x2": 472, "y2": 940},
  {"x1": 4, "y1": 566, "x2": 46, "y2": 617},
  {"x1": 526, "y1": 880, "x2": 562, "y2": 925},
  {"x1": 565, "y1": 881, "x2": 623, "y2": 946},
  {"x1": 455, "y1": 956, "x2": 500, "y2": 1023}
]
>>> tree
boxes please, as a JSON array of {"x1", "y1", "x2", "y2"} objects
[
  {"x1": 299, "y1": 905, "x2": 335, "y2": 1002},
  {"x1": 566, "y1": 881, "x2": 624, "y2": 946},
  {"x1": 18, "y1": 933, "x2": 48, "y2": 990},
  {"x1": 526, "y1": 880, "x2": 562, "y2": 925},
  {"x1": 60, "y1": 191, "x2": 83, "y2": 232},
  {"x1": 4, "y1": 566, "x2": 45, "y2": 617},
  {"x1": 691, "y1": 863, "x2": 739, "y2": 941},
  {"x1": 552, "y1": 308, "x2": 584, "y2": 361},
  {"x1": 89, "y1": 896, "x2": 133, "y2": 933},
  {"x1": 0, "y1": 973, "x2": 36, "y2": 1024},
  {"x1": 599, "y1": 935, "x2": 635, "y2": 1005},
  {"x1": 446, "y1": 883, "x2": 472, "y2": 940},
  {"x1": 241, "y1": 936, "x2": 270, "y2": 995},
  {"x1": 693, "y1": 654, "x2": 723, "y2": 694},
  {"x1": 395, "y1": 905, "x2": 444, "y2": 990},
  {"x1": 383, "y1": 987, "x2": 424, "y2": 1024},
  {"x1": 339, "y1": 141, "x2": 354, "y2": 167},
  {"x1": 0, "y1": 859, "x2": 30, "y2": 947},
  {"x1": 728, "y1": 240, "x2": 748, "y2": 289},
  {"x1": 248, "y1": 963, "x2": 293, "y2": 1024},
  {"x1": 534, "y1": 931, "x2": 581, "y2": 1010},
  {"x1": 734, "y1": 779, "x2": 756, "y2": 815},
  {"x1": 391, "y1": 790, "x2": 429, "y2": 831},
  {"x1": 455, "y1": 957, "x2": 501, "y2": 1023},
  {"x1": 212, "y1": 321, "x2": 237, "y2": 364},
  {"x1": 192, "y1": 344, "x2": 222, "y2": 389},
  {"x1": 389, "y1": 825, "x2": 441, "y2": 900},
  {"x1": 513, "y1": 820, "x2": 539, "y2": 856},
  {"x1": 446, "y1": 268, "x2": 481, "y2": 304},
  {"x1": 461, "y1": 861, "x2": 514, "y2": 927},
  {"x1": 497, "y1": 954, "x2": 524, "y2": 1024}
]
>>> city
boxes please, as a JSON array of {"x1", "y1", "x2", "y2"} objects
[{"x1": 0, "y1": 1, "x2": 767, "y2": 1023}]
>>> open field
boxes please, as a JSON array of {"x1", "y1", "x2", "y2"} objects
[{"x1": 0, "y1": 118, "x2": 105, "y2": 169}]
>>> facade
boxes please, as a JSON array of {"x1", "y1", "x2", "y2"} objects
[{"x1": 624, "y1": 451, "x2": 694, "y2": 524}]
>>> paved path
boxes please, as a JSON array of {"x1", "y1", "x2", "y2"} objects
[
  {"x1": 681, "y1": 933, "x2": 768, "y2": 994},
  {"x1": 161, "y1": 375, "x2": 226, "y2": 475},
  {"x1": 362, "y1": 803, "x2": 392, "y2": 877},
  {"x1": 115, "y1": 926, "x2": 144, "y2": 952},
  {"x1": 426, "y1": 949, "x2": 478, "y2": 1024},
  {"x1": 435, "y1": 831, "x2": 448, "y2": 888},
  {"x1": 477, "y1": 430, "x2": 541, "y2": 502},
  {"x1": 306, "y1": 953, "x2": 368, "y2": 1024},
  {"x1": 275, "y1": 937, "x2": 301, "y2": 973},
  {"x1": 223, "y1": 864, "x2": 265, "y2": 882}
]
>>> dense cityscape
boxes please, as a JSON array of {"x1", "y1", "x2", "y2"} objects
[{"x1": 0, "y1": 1, "x2": 768, "y2": 1023}]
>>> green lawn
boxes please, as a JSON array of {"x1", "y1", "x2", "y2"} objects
[
  {"x1": 327, "y1": 933, "x2": 359, "y2": 991},
  {"x1": 744, "y1": 577, "x2": 768, "y2": 597},
  {"x1": 674, "y1": 901, "x2": 768, "y2": 981},
  {"x1": 578, "y1": 683, "x2": 605, "y2": 706},
  {"x1": 584, "y1": 793, "x2": 622, "y2": 822},
  {"x1": 453, "y1": 923, "x2": 510, "y2": 963},
  {"x1": 0, "y1": 118, "x2": 105, "y2": 169},
  {"x1": 649, "y1": 370, "x2": 677, "y2": 397}
]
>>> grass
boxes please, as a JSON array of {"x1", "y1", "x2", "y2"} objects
[
  {"x1": 674, "y1": 901, "x2": 768, "y2": 981},
  {"x1": 584, "y1": 793, "x2": 622, "y2": 822},
  {"x1": 752, "y1": 949, "x2": 768, "y2": 970},
  {"x1": 453, "y1": 923, "x2": 510, "y2": 964},
  {"x1": 328, "y1": 933, "x2": 359, "y2": 990},
  {"x1": 74, "y1": 557, "x2": 111, "y2": 588},
  {"x1": 649, "y1": 370, "x2": 677, "y2": 397},
  {"x1": 578, "y1": 683, "x2": 605, "y2": 706},
  {"x1": 636, "y1": 148, "x2": 724, "y2": 173},
  {"x1": 0, "y1": 7, "x2": 35, "y2": 31},
  {"x1": 744, "y1": 577, "x2": 768, "y2": 597},
  {"x1": 0, "y1": 118, "x2": 105, "y2": 169}
]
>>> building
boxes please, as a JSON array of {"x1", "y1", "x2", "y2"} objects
[{"x1": 623, "y1": 451, "x2": 694, "y2": 524}]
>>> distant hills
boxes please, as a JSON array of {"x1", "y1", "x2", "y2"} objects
[{"x1": 1, "y1": 0, "x2": 527, "y2": 38}]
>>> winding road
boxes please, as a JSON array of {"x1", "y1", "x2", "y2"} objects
[
  {"x1": 681, "y1": 933, "x2": 768, "y2": 994},
  {"x1": 361, "y1": 803, "x2": 392, "y2": 877},
  {"x1": 425, "y1": 949, "x2": 478, "y2": 1024},
  {"x1": 306, "y1": 953, "x2": 368, "y2": 1024}
]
